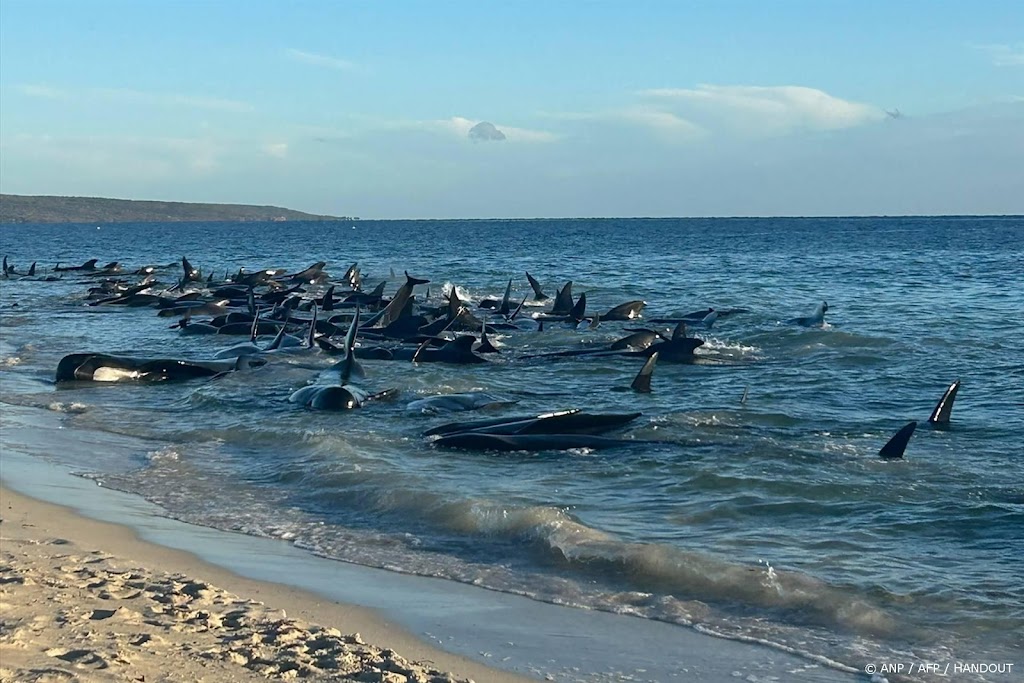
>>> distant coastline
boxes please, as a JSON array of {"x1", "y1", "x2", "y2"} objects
[{"x1": 0, "y1": 194, "x2": 351, "y2": 224}]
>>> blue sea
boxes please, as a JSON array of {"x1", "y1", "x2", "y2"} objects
[{"x1": 1, "y1": 216, "x2": 1022, "y2": 681}]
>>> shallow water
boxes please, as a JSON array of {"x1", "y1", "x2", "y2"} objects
[{"x1": 1, "y1": 216, "x2": 1022, "y2": 680}]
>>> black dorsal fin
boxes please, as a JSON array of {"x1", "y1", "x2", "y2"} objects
[
  {"x1": 671, "y1": 321, "x2": 688, "y2": 341},
  {"x1": 307, "y1": 304, "x2": 318, "y2": 348},
  {"x1": 568, "y1": 292, "x2": 587, "y2": 322},
  {"x1": 551, "y1": 280, "x2": 573, "y2": 315},
  {"x1": 509, "y1": 295, "x2": 527, "y2": 321},
  {"x1": 322, "y1": 285, "x2": 335, "y2": 312},
  {"x1": 339, "y1": 307, "x2": 362, "y2": 383},
  {"x1": 498, "y1": 279, "x2": 512, "y2": 317},
  {"x1": 248, "y1": 308, "x2": 261, "y2": 342},
  {"x1": 879, "y1": 421, "x2": 918, "y2": 459},
  {"x1": 477, "y1": 321, "x2": 499, "y2": 353},
  {"x1": 631, "y1": 352, "x2": 658, "y2": 393},
  {"x1": 928, "y1": 380, "x2": 961, "y2": 425}
]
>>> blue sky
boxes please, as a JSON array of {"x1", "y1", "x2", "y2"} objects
[{"x1": 1, "y1": 1, "x2": 1021, "y2": 218}]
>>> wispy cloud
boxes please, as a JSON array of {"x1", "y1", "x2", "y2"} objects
[
  {"x1": 542, "y1": 85, "x2": 880, "y2": 142},
  {"x1": 16, "y1": 84, "x2": 69, "y2": 99},
  {"x1": 285, "y1": 48, "x2": 357, "y2": 72},
  {"x1": 549, "y1": 107, "x2": 705, "y2": 141},
  {"x1": 17, "y1": 84, "x2": 253, "y2": 112},
  {"x1": 263, "y1": 142, "x2": 289, "y2": 158},
  {"x1": 639, "y1": 84, "x2": 884, "y2": 133},
  {"x1": 2, "y1": 133, "x2": 229, "y2": 178},
  {"x1": 969, "y1": 43, "x2": 1024, "y2": 67}
]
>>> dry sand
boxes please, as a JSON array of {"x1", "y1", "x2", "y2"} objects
[{"x1": 0, "y1": 485, "x2": 534, "y2": 683}]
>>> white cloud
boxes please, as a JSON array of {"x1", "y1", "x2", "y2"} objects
[
  {"x1": 17, "y1": 84, "x2": 69, "y2": 99},
  {"x1": 263, "y1": 142, "x2": 289, "y2": 158},
  {"x1": 969, "y1": 43, "x2": 1024, "y2": 67},
  {"x1": 543, "y1": 107, "x2": 704, "y2": 142},
  {"x1": 285, "y1": 48, "x2": 357, "y2": 72},
  {"x1": 16, "y1": 84, "x2": 253, "y2": 112},
  {"x1": 423, "y1": 116, "x2": 558, "y2": 143},
  {"x1": 639, "y1": 84, "x2": 885, "y2": 133},
  {"x1": 2, "y1": 133, "x2": 228, "y2": 179}
]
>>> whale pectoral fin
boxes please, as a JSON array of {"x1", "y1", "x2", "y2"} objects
[
  {"x1": 879, "y1": 421, "x2": 918, "y2": 459},
  {"x1": 927, "y1": 379, "x2": 961, "y2": 425},
  {"x1": 366, "y1": 388, "x2": 400, "y2": 403}
]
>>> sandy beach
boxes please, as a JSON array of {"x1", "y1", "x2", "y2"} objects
[{"x1": 0, "y1": 485, "x2": 532, "y2": 683}]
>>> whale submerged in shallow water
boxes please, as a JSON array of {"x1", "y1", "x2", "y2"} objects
[{"x1": 55, "y1": 353, "x2": 265, "y2": 383}]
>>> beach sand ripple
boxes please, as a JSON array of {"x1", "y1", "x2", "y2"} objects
[{"x1": 0, "y1": 536, "x2": 469, "y2": 683}]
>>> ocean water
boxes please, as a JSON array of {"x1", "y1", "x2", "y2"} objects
[{"x1": 1, "y1": 216, "x2": 1022, "y2": 681}]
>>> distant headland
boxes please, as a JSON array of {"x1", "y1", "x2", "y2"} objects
[{"x1": 0, "y1": 194, "x2": 351, "y2": 224}]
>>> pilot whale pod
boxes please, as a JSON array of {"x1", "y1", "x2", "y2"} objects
[
  {"x1": 879, "y1": 421, "x2": 918, "y2": 459},
  {"x1": 928, "y1": 380, "x2": 960, "y2": 425}
]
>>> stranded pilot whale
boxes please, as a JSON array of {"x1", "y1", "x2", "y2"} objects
[
  {"x1": 289, "y1": 308, "x2": 397, "y2": 410},
  {"x1": 55, "y1": 353, "x2": 265, "y2": 383},
  {"x1": 787, "y1": 301, "x2": 829, "y2": 327}
]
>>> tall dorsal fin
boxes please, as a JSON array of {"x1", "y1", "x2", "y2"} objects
[
  {"x1": 671, "y1": 321, "x2": 688, "y2": 341},
  {"x1": 879, "y1": 421, "x2": 918, "y2": 459},
  {"x1": 339, "y1": 307, "x2": 362, "y2": 383},
  {"x1": 322, "y1": 285, "x2": 335, "y2": 312},
  {"x1": 369, "y1": 280, "x2": 387, "y2": 297},
  {"x1": 307, "y1": 304, "x2": 318, "y2": 348},
  {"x1": 589, "y1": 313, "x2": 600, "y2": 329},
  {"x1": 928, "y1": 380, "x2": 960, "y2": 425},
  {"x1": 498, "y1": 279, "x2": 512, "y2": 317},
  {"x1": 550, "y1": 281, "x2": 573, "y2": 315},
  {"x1": 28, "y1": 262, "x2": 36, "y2": 276},
  {"x1": 631, "y1": 352, "x2": 658, "y2": 393},
  {"x1": 248, "y1": 308, "x2": 261, "y2": 343},
  {"x1": 477, "y1": 321, "x2": 499, "y2": 353},
  {"x1": 447, "y1": 286, "x2": 463, "y2": 319}
]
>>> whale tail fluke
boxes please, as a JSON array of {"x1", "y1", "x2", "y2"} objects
[
  {"x1": 879, "y1": 421, "x2": 918, "y2": 459},
  {"x1": 526, "y1": 272, "x2": 548, "y2": 301}
]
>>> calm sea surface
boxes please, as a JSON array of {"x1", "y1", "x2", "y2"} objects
[{"x1": 1, "y1": 216, "x2": 1022, "y2": 680}]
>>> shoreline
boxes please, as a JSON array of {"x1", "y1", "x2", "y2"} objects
[{"x1": 0, "y1": 413, "x2": 858, "y2": 683}]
